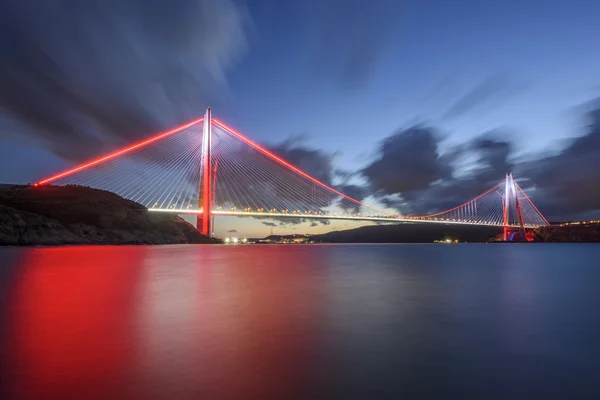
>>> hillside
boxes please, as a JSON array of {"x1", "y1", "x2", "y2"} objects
[
  {"x1": 0, "y1": 185, "x2": 217, "y2": 246},
  {"x1": 312, "y1": 223, "x2": 501, "y2": 243},
  {"x1": 534, "y1": 223, "x2": 600, "y2": 242}
]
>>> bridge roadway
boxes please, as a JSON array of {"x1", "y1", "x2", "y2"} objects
[{"x1": 148, "y1": 208, "x2": 543, "y2": 229}]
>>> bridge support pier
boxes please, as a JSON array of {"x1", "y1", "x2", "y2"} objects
[{"x1": 197, "y1": 107, "x2": 213, "y2": 236}]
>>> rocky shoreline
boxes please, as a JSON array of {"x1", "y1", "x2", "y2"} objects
[{"x1": 0, "y1": 185, "x2": 218, "y2": 246}]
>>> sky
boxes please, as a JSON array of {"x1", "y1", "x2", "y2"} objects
[{"x1": 1, "y1": 0, "x2": 600, "y2": 237}]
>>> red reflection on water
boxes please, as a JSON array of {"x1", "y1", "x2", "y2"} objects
[
  {"x1": 5, "y1": 246, "x2": 326, "y2": 399},
  {"x1": 6, "y1": 247, "x2": 145, "y2": 400},
  {"x1": 128, "y1": 246, "x2": 325, "y2": 399},
  {"x1": 195, "y1": 247, "x2": 323, "y2": 398}
]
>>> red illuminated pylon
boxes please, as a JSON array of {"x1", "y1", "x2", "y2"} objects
[{"x1": 197, "y1": 108, "x2": 212, "y2": 236}]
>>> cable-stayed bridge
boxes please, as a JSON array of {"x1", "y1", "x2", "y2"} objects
[{"x1": 35, "y1": 108, "x2": 549, "y2": 239}]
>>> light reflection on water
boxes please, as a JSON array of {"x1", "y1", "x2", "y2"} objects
[{"x1": 1, "y1": 244, "x2": 600, "y2": 399}]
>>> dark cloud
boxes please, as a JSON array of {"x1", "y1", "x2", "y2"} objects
[
  {"x1": 230, "y1": 98, "x2": 600, "y2": 222},
  {"x1": 261, "y1": 222, "x2": 277, "y2": 227},
  {"x1": 257, "y1": 101, "x2": 600, "y2": 222},
  {"x1": 359, "y1": 100, "x2": 600, "y2": 221},
  {"x1": 365, "y1": 128, "x2": 516, "y2": 215},
  {"x1": 261, "y1": 217, "x2": 329, "y2": 228},
  {"x1": 305, "y1": 219, "x2": 330, "y2": 227},
  {"x1": 280, "y1": 218, "x2": 329, "y2": 226},
  {"x1": 337, "y1": 185, "x2": 369, "y2": 202},
  {"x1": 224, "y1": 133, "x2": 343, "y2": 224},
  {"x1": 443, "y1": 74, "x2": 525, "y2": 120},
  {"x1": 361, "y1": 126, "x2": 452, "y2": 195},
  {"x1": 227, "y1": 229, "x2": 237, "y2": 233},
  {"x1": 268, "y1": 137, "x2": 369, "y2": 215},
  {"x1": 336, "y1": 184, "x2": 369, "y2": 211},
  {"x1": 270, "y1": 135, "x2": 337, "y2": 186},
  {"x1": 333, "y1": 169, "x2": 355, "y2": 182},
  {"x1": 278, "y1": 218, "x2": 306, "y2": 226},
  {"x1": 0, "y1": 0, "x2": 249, "y2": 161},
  {"x1": 517, "y1": 100, "x2": 600, "y2": 220}
]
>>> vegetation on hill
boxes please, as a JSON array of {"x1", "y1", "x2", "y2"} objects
[
  {"x1": 311, "y1": 223, "x2": 501, "y2": 243},
  {"x1": 534, "y1": 224, "x2": 600, "y2": 242},
  {"x1": 309, "y1": 222, "x2": 600, "y2": 244},
  {"x1": 0, "y1": 185, "x2": 218, "y2": 246}
]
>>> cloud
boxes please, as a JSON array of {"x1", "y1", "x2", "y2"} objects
[
  {"x1": 309, "y1": 0, "x2": 399, "y2": 89},
  {"x1": 442, "y1": 74, "x2": 525, "y2": 120},
  {"x1": 336, "y1": 184, "x2": 369, "y2": 211},
  {"x1": 247, "y1": 98, "x2": 600, "y2": 222},
  {"x1": 266, "y1": 136, "x2": 369, "y2": 217},
  {"x1": 362, "y1": 126, "x2": 517, "y2": 215},
  {"x1": 259, "y1": 135, "x2": 344, "y2": 221},
  {"x1": 256, "y1": 100, "x2": 600, "y2": 222},
  {"x1": 226, "y1": 229, "x2": 237, "y2": 233},
  {"x1": 261, "y1": 222, "x2": 277, "y2": 227},
  {"x1": 270, "y1": 135, "x2": 338, "y2": 186},
  {"x1": 517, "y1": 99, "x2": 600, "y2": 219},
  {"x1": 357, "y1": 99, "x2": 600, "y2": 221},
  {"x1": 361, "y1": 126, "x2": 452, "y2": 195},
  {"x1": 0, "y1": 0, "x2": 250, "y2": 161},
  {"x1": 278, "y1": 219, "x2": 306, "y2": 226}
]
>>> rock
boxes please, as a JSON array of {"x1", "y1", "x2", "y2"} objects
[{"x1": 0, "y1": 185, "x2": 219, "y2": 246}]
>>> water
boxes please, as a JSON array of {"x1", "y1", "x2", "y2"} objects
[{"x1": 1, "y1": 244, "x2": 600, "y2": 399}]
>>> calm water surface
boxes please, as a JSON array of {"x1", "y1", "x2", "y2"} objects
[{"x1": 1, "y1": 244, "x2": 600, "y2": 399}]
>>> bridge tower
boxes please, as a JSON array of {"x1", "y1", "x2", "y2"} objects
[
  {"x1": 196, "y1": 107, "x2": 213, "y2": 236},
  {"x1": 503, "y1": 173, "x2": 527, "y2": 241},
  {"x1": 511, "y1": 173, "x2": 527, "y2": 241},
  {"x1": 503, "y1": 174, "x2": 510, "y2": 241}
]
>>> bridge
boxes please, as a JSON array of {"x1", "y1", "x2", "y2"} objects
[{"x1": 35, "y1": 108, "x2": 549, "y2": 240}]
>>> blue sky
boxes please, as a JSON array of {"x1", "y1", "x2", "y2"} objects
[
  {"x1": 1, "y1": 0, "x2": 600, "y2": 237},
  {"x1": 226, "y1": 0, "x2": 600, "y2": 157}
]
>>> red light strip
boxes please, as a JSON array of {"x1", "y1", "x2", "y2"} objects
[
  {"x1": 212, "y1": 119, "x2": 392, "y2": 215},
  {"x1": 35, "y1": 118, "x2": 205, "y2": 186}
]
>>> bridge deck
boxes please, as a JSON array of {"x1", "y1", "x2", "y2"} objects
[{"x1": 148, "y1": 208, "x2": 543, "y2": 228}]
